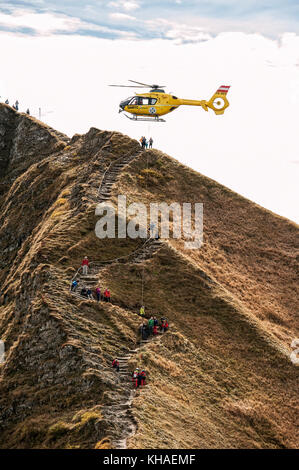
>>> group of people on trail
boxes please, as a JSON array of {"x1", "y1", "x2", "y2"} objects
[
  {"x1": 3, "y1": 98, "x2": 30, "y2": 115},
  {"x1": 4, "y1": 99, "x2": 19, "y2": 110},
  {"x1": 112, "y1": 360, "x2": 147, "y2": 389},
  {"x1": 71, "y1": 280, "x2": 111, "y2": 302},
  {"x1": 131, "y1": 368, "x2": 146, "y2": 389},
  {"x1": 140, "y1": 136, "x2": 153, "y2": 149},
  {"x1": 139, "y1": 316, "x2": 169, "y2": 340},
  {"x1": 111, "y1": 313, "x2": 169, "y2": 389},
  {"x1": 70, "y1": 257, "x2": 112, "y2": 302}
]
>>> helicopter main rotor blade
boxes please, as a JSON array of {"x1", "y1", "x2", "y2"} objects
[
  {"x1": 129, "y1": 80, "x2": 167, "y2": 88},
  {"x1": 109, "y1": 85, "x2": 148, "y2": 88},
  {"x1": 128, "y1": 80, "x2": 152, "y2": 87}
]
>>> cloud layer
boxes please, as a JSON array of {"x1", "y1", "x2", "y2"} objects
[
  {"x1": 0, "y1": 29, "x2": 298, "y2": 223},
  {"x1": 1, "y1": 1, "x2": 299, "y2": 41}
]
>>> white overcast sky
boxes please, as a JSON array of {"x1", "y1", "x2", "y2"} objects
[{"x1": 0, "y1": 2, "x2": 299, "y2": 223}]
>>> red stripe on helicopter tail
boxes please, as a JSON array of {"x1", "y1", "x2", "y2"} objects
[{"x1": 217, "y1": 86, "x2": 230, "y2": 94}]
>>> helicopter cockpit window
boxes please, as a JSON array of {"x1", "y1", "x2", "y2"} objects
[{"x1": 129, "y1": 97, "x2": 139, "y2": 105}]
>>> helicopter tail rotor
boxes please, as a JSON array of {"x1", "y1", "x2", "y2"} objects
[{"x1": 207, "y1": 85, "x2": 230, "y2": 115}]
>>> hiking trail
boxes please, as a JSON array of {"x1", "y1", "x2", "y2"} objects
[{"x1": 69, "y1": 146, "x2": 164, "y2": 448}]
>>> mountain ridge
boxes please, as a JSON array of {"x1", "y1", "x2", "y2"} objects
[{"x1": 0, "y1": 103, "x2": 298, "y2": 449}]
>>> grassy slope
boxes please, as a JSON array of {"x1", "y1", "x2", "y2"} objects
[
  {"x1": 112, "y1": 149, "x2": 299, "y2": 448},
  {"x1": 0, "y1": 113, "x2": 298, "y2": 448}
]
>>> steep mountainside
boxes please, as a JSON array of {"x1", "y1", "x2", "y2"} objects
[{"x1": 0, "y1": 103, "x2": 298, "y2": 449}]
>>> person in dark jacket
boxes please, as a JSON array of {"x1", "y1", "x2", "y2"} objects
[
  {"x1": 80, "y1": 287, "x2": 88, "y2": 298},
  {"x1": 87, "y1": 288, "x2": 93, "y2": 300},
  {"x1": 95, "y1": 286, "x2": 101, "y2": 301},
  {"x1": 137, "y1": 370, "x2": 146, "y2": 388},
  {"x1": 140, "y1": 323, "x2": 149, "y2": 340}
]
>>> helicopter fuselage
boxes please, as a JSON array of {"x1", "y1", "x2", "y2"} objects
[{"x1": 119, "y1": 88, "x2": 230, "y2": 121}]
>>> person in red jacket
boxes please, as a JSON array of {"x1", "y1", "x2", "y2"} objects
[
  {"x1": 138, "y1": 370, "x2": 146, "y2": 387},
  {"x1": 153, "y1": 325, "x2": 158, "y2": 336},
  {"x1": 82, "y1": 256, "x2": 89, "y2": 275},
  {"x1": 112, "y1": 359, "x2": 119, "y2": 372},
  {"x1": 104, "y1": 288, "x2": 111, "y2": 302}
]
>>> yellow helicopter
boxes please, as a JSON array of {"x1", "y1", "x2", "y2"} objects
[{"x1": 109, "y1": 80, "x2": 230, "y2": 122}]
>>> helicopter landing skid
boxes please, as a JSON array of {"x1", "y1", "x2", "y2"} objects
[{"x1": 123, "y1": 113, "x2": 166, "y2": 123}]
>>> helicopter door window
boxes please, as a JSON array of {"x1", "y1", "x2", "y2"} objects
[{"x1": 149, "y1": 98, "x2": 157, "y2": 105}]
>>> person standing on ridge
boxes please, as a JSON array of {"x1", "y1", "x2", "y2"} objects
[
  {"x1": 104, "y1": 288, "x2": 111, "y2": 302},
  {"x1": 139, "y1": 370, "x2": 146, "y2": 387},
  {"x1": 26, "y1": 108, "x2": 30, "y2": 115},
  {"x1": 149, "y1": 137, "x2": 153, "y2": 148},
  {"x1": 142, "y1": 323, "x2": 149, "y2": 340},
  {"x1": 148, "y1": 317, "x2": 154, "y2": 336},
  {"x1": 87, "y1": 288, "x2": 93, "y2": 300},
  {"x1": 132, "y1": 368, "x2": 139, "y2": 388},
  {"x1": 140, "y1": 305, "x2": 145, "y2": 317},
  {"x1": 80, "y1": 287, "x2": 88, "y2": 298},
  {"x1": 95, "y1": 286, "x2": 101, "y2": 302},
  {"x1": 82, "y1": 256, "x2": 89, "y2": 275}
]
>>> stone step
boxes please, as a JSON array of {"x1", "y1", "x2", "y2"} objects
[{"x1": 80, "y1": 275, "x2": 98, "y2": 279}]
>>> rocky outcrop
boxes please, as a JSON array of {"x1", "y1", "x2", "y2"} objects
[{"x1": 0, "y1": 104, "x2": 68, "y2": 197}]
